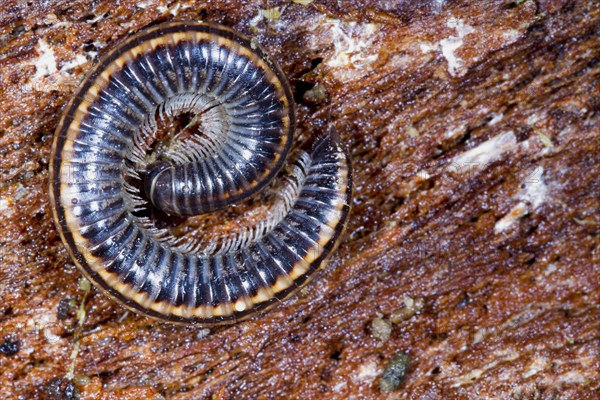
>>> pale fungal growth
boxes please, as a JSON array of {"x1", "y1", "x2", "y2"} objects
[
  {"x1": 450, "y1": 131, "x2": 517, "y2": 173},
  {"x1": 420, "y1": 17, "x2": 475, "y2": 77},
  {"x1": 494, "y1": 167, "x2": 547, "y2": 233}
]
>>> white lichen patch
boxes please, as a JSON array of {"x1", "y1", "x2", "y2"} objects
[
  {"x1": 418, "y1": 170, "x2": 431, "y2": 180},
  {"x1": 420, "y1": 17, "x2": 475, "y2": 77},
  {"x1": 501, "y1": 28, "x2": 522, "y2": 43},
  {"x1": 489, "y1": 112, "x2": 504, "y2": 125},
  {"x1": 1, "y1": 184, "x2": 28, "y2": 217},
  {"x1": 332, "y1": 380, "x2": 347, "y2": 392},
  {"x1": 85, "y1": 13, "x2": 106, "y2": 24},
  {"x1": 33, "y1": 39, "x2": 58, "y2": 80},
  {"x1": 547, "y1": 370, "x2": 591, "y2": 385},
  {"x1": 156, "y1": 1, "x2": 192, "y2": 15},
  {"x1": 544, "y1": 263, "x2": 557, "y2": 276},
  {"x1": 136, "y1": 0, "x2": 157, "y2": 8},
  {"x1": 495, "y1": 167, "x2": 548, "y2": 233},
  {"x1": 43, "y1": 13, "x2": 71, "y2": 27},
  {"x1": 445, "y1": 123, "x2": 467, "y2": 139},
  {"x1": 60, "y1": 54, "x2": 87, "y2": 74},
  {"x1": 355, "y1": 358, "x2": 382, "y2": 382},
  {"x1": 168, "y1": 3, "x2": 181, "y2": 16},
  {"x1": 407, "y1": 125, "x2": 420, "y2": 137},
  {"x1": 450, "y1": 131, "x2": 517, "y2": 173},
  {"x1": 313, "y1": 18, "x2": 381, "y2": 82},
  {"x1": 196, "y1": 328, "x2": 210, "y2": 339},
  {"x1": 0, "y1": 197, "x2": 14, "y2": 218},
  {"x1": 433, "y1": 0, "x2": 446, "y2": 13},
  {"x1": 494, "y1": 203, "x2": 528, "y2": 233},
  {"x1": 517, "y1": 167, "x2": 547, "y2": 209},
  {"x1": 26, "y1": 39, "x2": 91, "y2": 93},
  {"x1": 523, "y1": 357, "x2": 549, "y2": 378},
  {"x1": 26, "y1": 311, "x2": 63, "y2": 345},
  {"x1": 439, "y1": 38, "x2": 465, "y2": 76},
  {"x1": 249, "y1": 6, "x2": 286, "y2": 31},
  {"x1": 450, "y1": 350, "x2": 520, "y2": 387}
]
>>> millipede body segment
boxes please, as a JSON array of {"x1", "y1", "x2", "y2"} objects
[{"x1": 49, "y1": 22, "x2": 352, "y2": 325}]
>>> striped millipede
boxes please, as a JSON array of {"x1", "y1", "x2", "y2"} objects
[{"x1": 49, "y1": 22, "x2": 352, "y2": 325}]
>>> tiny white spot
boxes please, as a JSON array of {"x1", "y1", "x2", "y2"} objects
[
  {"x1": 196, "y1": 328, "x2": 210, "y2": 339},
  {"x1": 494, "y1": 203, "x2": 527, "y2": 233},
  {"x1": 445, "y1": 123, "x2": 466, "y2": 139},
  {"x1": 169, "y1": 3, "x2": 181, "y2": 16},
  {"x1": 439, "y1": 36, "x2": 465, "y2": 76},
  {"x1": 544, "y1": 263, "x2": 557, "y2": 276},
  {"x1": 451, "y1": 350, "x2": 520, "y2": 387},
  {"x1": 451, "y1": 131, "x2": 516, "y2": 172},
  {"x1": 332, "y1": 381, "x2": 347, "y2": 392},
  {"x1": 417, "y1": 170, "x2": 431, "y2": 180},
  {"x1": 527, "y1": 112, "x2": 544, "y2": 126},
  {"x1": 420, "y1": 17, "x2": 475, "y2": 77},
  {"x1": 85, "y1": 13, "x2": 106, "y2": 24},
  {"x1": 517, "y1": 167, "x2": 547, "y2": 210},
  {"x1": 494, "y1": 167, "x2": 548, "y2": 233},
  {"x1": 314, "y1": 18, "x2": 381, "y2": 81},
  {"x1": 60, "y1": 54, "x2": 87, "y2": 74},
  {"x1": 354, "y1": 358, "x2": 382, "y2": 382},
  {"x1": 33, "y1": 39, "x2": 58, "y2": 79},
  {"x1": 523, "y1": 357, "x2": 549, "y2": 378},
  {"x1": 0, "y1": 198, "x2": 13, "y2": 217},
  {"x1": 489, "y1": 112, "x2": 504, "y2": 125}
]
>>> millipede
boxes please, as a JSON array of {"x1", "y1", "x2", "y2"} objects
[{"x1": 49, "y1": 21, "x2": 352, "y2": 325}]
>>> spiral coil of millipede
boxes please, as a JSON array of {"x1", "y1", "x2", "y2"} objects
[{"x1": 49, "y1": 22, "x2": 352, "y2": 325}]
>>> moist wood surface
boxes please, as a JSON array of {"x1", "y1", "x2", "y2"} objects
[{"x1": 1, "y1": 1, "x2": 598, "y2": 399}]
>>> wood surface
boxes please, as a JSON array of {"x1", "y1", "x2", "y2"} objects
[{"x1": 1, "y1": 1, "x2": 598, "y2": 399}]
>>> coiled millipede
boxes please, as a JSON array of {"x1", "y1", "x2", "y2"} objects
[{"x1": 49, "y1": 22, "x2": 352, "y2": 325}]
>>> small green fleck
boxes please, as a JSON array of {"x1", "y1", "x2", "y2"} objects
[
  {"x1": 302, "y1": 84, "x2": 328, "y2": 104},
  {"x1": 536, "y1": 131, "x2": 553, "y2": 148},
  {"x1": 78, "y1": 277, "x2": 91, "y2": 292},
  {"x1": 260, "y1": 7, "x2": 281, "y2": 21},
  {"x1": 73, "y1": 374, "x2": 91, "y2": 386},
  {"x1": 76, "y1": 306, "x2": 86, "y2": 322},
  {"x1": 406, "y1": 125, "x2": 419, "y2": 138},
  {"x1": 380, "y1": 352, "x2": 412, "y2": 393},
  {"x1": 573, "y1": 217, "x2": 597, "y2": 226}
]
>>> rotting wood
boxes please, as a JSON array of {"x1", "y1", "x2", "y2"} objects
[{"x1": 1, "y1": 1, "x2": 598, "y2": 399}]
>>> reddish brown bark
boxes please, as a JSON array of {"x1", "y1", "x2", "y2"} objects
[{"x1": 1, "y1": 1, "x2": 598, "y2": 399}]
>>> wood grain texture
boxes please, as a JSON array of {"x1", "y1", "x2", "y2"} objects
[{"x1": 1, "y1": 1, "x2": 598, "y2": 399}]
